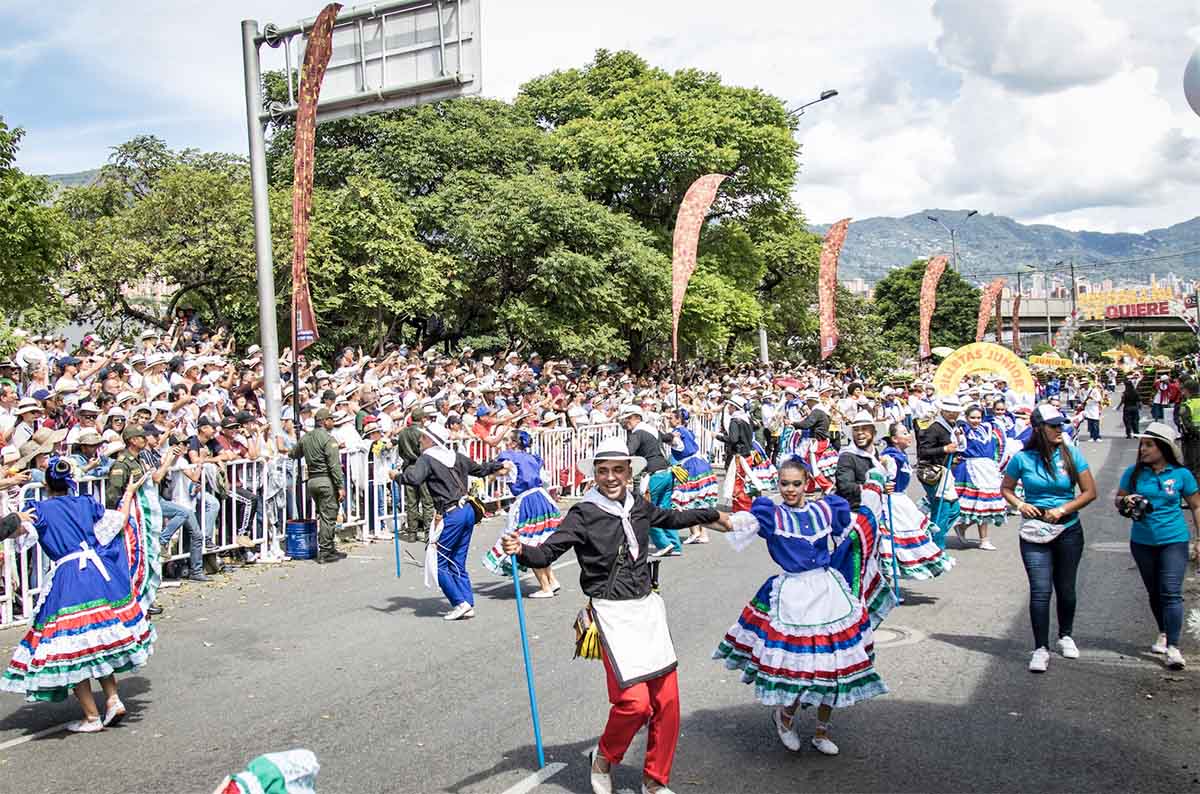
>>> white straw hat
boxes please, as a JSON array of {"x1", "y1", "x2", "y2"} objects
[{"x1": 579, "y1": 437, "x2": 646, "y2": 478}]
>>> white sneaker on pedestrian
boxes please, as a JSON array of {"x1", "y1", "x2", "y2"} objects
[
  {"x1": 65, "y1": 718, "x2": 103, "y2": 733},
  {"x1": 589, "y1": 747, "x2": 613, "y2": 794},
  {"x1": 642, "y1": 783, "x2": 676, "y2": 794},
  {"x1": 772, "y1": 707, "x2": 801, "y2": 751},
  {"x1": 1151, "y1": 633, "x2": 1168, "y2": 654},
  {"x1": 1165, "y1": 646, "x2": 1186, "y2": 670},
  {"x1": 1057, "y1": 636, "x2": 1080, "y2": 659},
  {"x1": 810, "y1": 734, "x2": 840, "y2": 756},
  {"x1": 443, "y1": 603, "x2": 472, "y2": 621},
  {"x1": 1029, "y1": 647, "x2": 1050, "y2": 672},
  {"x1": 978, "y1": 540, "x2": 997, "y2": 551}
]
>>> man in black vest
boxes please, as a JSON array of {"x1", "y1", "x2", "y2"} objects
[{"x1": 502, "y1": 438, "x2": 729, "y2": 794}]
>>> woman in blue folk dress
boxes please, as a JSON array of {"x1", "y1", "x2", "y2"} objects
[
  {"x1": 878, "y1": 424, "x2": 955, "y2": 581},
  {"x1": 713, "y1": 458, "x2": 887, "y2": 757},
  {"x1": 1, "y1": 458, "x2": 155, "y2": 732},
  {"x1": 953, "y1": 406, "x2": 1007, "y2": 550},
  {"x1": 667, "y1": 409, "x2": 719, "y2": 545},
  {"x1": 482, "y1": 431, "x2": 562, "y2": 597}
]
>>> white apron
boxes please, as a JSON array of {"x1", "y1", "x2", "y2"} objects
[{"x1": 591, "y1": 592, "x2": 677, "y2": 688}]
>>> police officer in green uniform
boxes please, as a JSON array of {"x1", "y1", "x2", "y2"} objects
[
  {"x1": 107, "y1": 424, "x2": 162, "y2": 613},
  {"x1": 394, "y1": 405, "x2": 433, "y2": 543},
  {"x1": 290, "y1": 408, "x2": 346, "y2": 564}
]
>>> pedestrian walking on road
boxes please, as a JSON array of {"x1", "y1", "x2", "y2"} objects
[
  {"x1": 1117, "y1": 378, "x2": 1142, "y2": 439},
  {"x1": 1001, "y1": 404, "x2": 1097, "y2": 673},
  {"x1": 501, "y1": 438, "x2": 728, "y2": 794},
  {"x1": 1115, "y1": 422, "x2": 1199, "y2": 671},
  {"x1": 289, "y1": 408, "x2": 346, "y2": 564}
]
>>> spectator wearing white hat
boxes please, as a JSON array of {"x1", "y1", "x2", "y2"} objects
[{"x1": 11, "y1": 398, "x2": 42, "y2": 449}]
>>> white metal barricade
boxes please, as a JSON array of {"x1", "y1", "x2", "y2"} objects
[{"x1": 571, "y1": 422, "x2": 621, "y2": 492}]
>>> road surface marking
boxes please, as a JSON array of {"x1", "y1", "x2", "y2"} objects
[
  {"x1": 497, "y1": 761, "x2": 566, "y2": 794},
  {"x1": 0, "y1": 722, "x2": 70, "y2": 751}
]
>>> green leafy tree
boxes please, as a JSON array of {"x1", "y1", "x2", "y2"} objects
[
  {"x1": 0, "y1": 117, "x2": 71, "y2": 329},
  {"x1": 872, "y1": 260, "x2": 981, "y2": 354}
]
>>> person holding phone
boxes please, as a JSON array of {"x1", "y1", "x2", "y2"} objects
[
  {"x1": 1115, "y1": 422, "x2": 1198, "y2": 670},
  {"x1": 1001, "y1": 405, "x2": 1097, "y2": 673}
]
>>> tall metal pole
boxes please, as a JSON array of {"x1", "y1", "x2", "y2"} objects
[
  {"x1": 950, "y1": 228, "x2": 959, "y2": 272},
  {"x1": 758, "y1": 325, "x2": 769, "y2": 364},
  {"x1": 1068, "y1": 259, "x2": 1078, "y2": 319},
  {"x1": 1015, "y1": 271, "x2": 1023, "y2": 350},
  {"x1": 242, "y1": 19, "x2": 284, "y2": 437}
]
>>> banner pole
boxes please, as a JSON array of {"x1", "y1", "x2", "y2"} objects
[{"x1": 511, "y1": 556, "x2": 546, "y2": 769}]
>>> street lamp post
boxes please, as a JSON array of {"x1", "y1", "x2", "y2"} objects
[
  {"x1": 760, "y1": 88, "x2": 839, "y2": 365},
  {"x1": 926, "y1": 210, "x2": 978, "y2": 271}
]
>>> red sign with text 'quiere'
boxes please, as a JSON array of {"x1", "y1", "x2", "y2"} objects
[{"x1": 1104, "y1": 301, "x2": 1170, "y2": 319}]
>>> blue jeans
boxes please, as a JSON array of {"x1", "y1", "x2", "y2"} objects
[
  {"x1": 159, "y1": 498, "x2": 204, "y2": 575},
  {"x1": 1151, "y1": 403, "x2": 1165, "y2": 420},
  {"x1": 1019, "y1": 522, "x2": 1084, "y2": 649},
  {"x1": 1086, "y1": 418, "x2": 1100, "y2": 441},
  {"x1": 1129, "y1": 540, "x2": 1189, "y2": 646}
]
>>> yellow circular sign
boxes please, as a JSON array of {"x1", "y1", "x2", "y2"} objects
[{"x1": 932, "y1": 342, "x2": 1036, "y2": 402}]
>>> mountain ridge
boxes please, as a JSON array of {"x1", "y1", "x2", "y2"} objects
[{"x1": 809, "y1": 210, "x2": 1200, "y2": 284}]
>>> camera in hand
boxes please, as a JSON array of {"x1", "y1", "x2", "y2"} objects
[{"x1": 1118, "y1": 494, "x2": 1155, "y2": 521}]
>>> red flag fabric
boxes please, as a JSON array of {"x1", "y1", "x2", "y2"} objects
[
  {"x1": 1011, "y1": 294, "x2": 1022, "y2": 354},
  {"x1": 975, "y1": 277, "x2": 1006, "y2": 342},
  {"x1": 918, "y1": 254, "x2": 949, "y2": 359},
  {"x1": 671, "y1": 174, "x2": 727, "y2": 360},
  {"x1": 290, "y1": 3, "x2": 342, "y2": 353},
  {"x1": 818, "y1": 218, "x2": 850, "y2": 360}
]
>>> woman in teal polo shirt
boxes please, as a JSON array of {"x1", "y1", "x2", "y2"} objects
[
  {"x1": 1001, "y1": 404, "x2": 1097, "y2": 673},
  {"x1": 1116, "y1": 422, "x2": 1200, "y2": 671}
]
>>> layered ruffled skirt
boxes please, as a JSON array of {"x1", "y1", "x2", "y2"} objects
[
  {"x1": 2, "y1": 511, "x2": 156, "y2": 703},
  {"x1": 482, "y1": 488, "x2": 561, "y2": 576},
  {"x1": 713, "y1": 569, "x2": 887, "y2": 709},
  {"x1": 953, "y1": 457, "x2": 1007, "y2": 526},
  {"x1": 669, "y1": 454, "x2": 719, "y2": 511},
  {"x1": 880, "y1": 492, "x2": 956, "y2": 580}
]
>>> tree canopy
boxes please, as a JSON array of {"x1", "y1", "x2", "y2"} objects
[{"x1": 872, "y1": 260, "x2": 981, "y2": 355}]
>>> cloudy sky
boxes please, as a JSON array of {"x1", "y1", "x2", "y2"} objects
[{"x1": 3, "y1": 0, "x2": 1200, "y2": 233}]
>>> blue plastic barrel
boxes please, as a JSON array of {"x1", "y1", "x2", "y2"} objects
[{"x1": 285, "y1": 519, "x2": 318, "y2": 560}]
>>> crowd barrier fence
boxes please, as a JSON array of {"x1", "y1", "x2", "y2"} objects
[{"x1": 0, "y1": 419, "x2": 718, "y2": 629}]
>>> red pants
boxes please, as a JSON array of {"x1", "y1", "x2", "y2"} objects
[
  {"x1": 731, "y1": 470, "x2": 753, "y2": 513},
  {"x1": 599, "y1": 652, "x2": 680, "y2": 786}
]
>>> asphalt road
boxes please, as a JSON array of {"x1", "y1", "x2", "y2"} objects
[{"x1": 2, "y1": 415, "x2": 1198, "y2": 794}]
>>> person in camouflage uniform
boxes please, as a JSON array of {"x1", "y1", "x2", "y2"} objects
[
  {"x1": 289, "y1": 408, "x2": 346, "y2": 564},
  {"x1": 394, "y1": 405, "x2": 433, "y2": 542}
]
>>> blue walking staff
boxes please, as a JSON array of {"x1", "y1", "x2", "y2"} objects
[{"x1": 511, "y1": 553, "x2": 546, "y2": 769}]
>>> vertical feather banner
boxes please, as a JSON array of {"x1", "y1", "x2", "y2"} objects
[
  {"x1": 975, "y1": 277, "x2": 1007, "y2": 342},
  {"x1": 818, "y1": 218, "x2": 851, "y2": 360},
  {"x1": 671, "y1": 174, "x2": 728, "y2": 360},
  {"x1": 918, "y1": 255, "x2": 949, "y2": 359},
  {"x1": 1011, "y1": 294, "x2": 1023, "y2": 354},
  {"x1": 291, "y1": 2, "x2": 342, "y2": 353}
]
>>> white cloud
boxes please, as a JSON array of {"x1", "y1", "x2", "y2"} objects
[
  {"x1": 932, "y1": 0, "x2": 1128, "y2": 94},
  {"x1": 4, "y1": 0, "x2": 1200, "y2": 236}
]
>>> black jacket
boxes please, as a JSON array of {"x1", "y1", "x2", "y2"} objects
[
  {"x1": 627, "y1": 427, "x2": 670, "y2": 474},
  {"x1": 718, "y1": 417, "x2": 754, "y2": 461},
  {"x1": 794, "y1": 407, "x2": 830, "y2": 441},
  {"x1": 516, "y1": 496, "x2": 718, "y2": 600},
  {"x1": 835, "y1": 450, "x2": 874, "y2": 509},
  {"x1": 397, "y1": 451, "x2": 505, "y2": 513},
  {"x1": 917, "y1": 419, "x2": 953, "y2": 466}
]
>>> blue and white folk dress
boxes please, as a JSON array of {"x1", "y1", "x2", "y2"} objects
[
  {"x1": 668, "y1": 426, "x2": 719, "y2": 510},
  {"x1": 878, "y1": 447, "x2": 955, "y2": 580},
  {"x1": 1, "y1": 496, "x2": 155, "y2": 702},
  {"x1": 952, "y1": 422, "x2": 1007, "y2": 526},
  {"x1": 713, "y1": 493, "x2": 888, "y2": 709},
  {"x1": 481, "y1": 450, "x2": 562, "y2": 576}
]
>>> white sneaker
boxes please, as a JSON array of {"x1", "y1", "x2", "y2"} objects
[
  {"x1": 978, "y1": 541, "x2": 997, "y2": 551},
  {"x1": 811, "y1": 734, "x2": 840, "y2": 756},
  {"x1": 642, "y1": 784, "x2": 676, "y2": 794},
  {"x1": 1151, "y1": 633, "x2": 1168, "y2": 654},
  {"x1": 589, "y1": 747, "x2": 613, "y2": 794},
  {"x1": 1029, "y1": 647, "x2": 1050, "y2": 672},
  {"x1": 443, "y1": 603, "x2": 472, "y2": 621},
  {"x1": 772, "y1": 707, "x2": 801, "y2": 751},
  {"x1": 65, "y1": 719, "x2": 104, "y2": 733},
  {"x1": 1165, "y1": 646, "x2": 1186, "y2": 670},
  {"x1": 1057, "y1": 636, "x2": 1080, "y2": 659}
]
